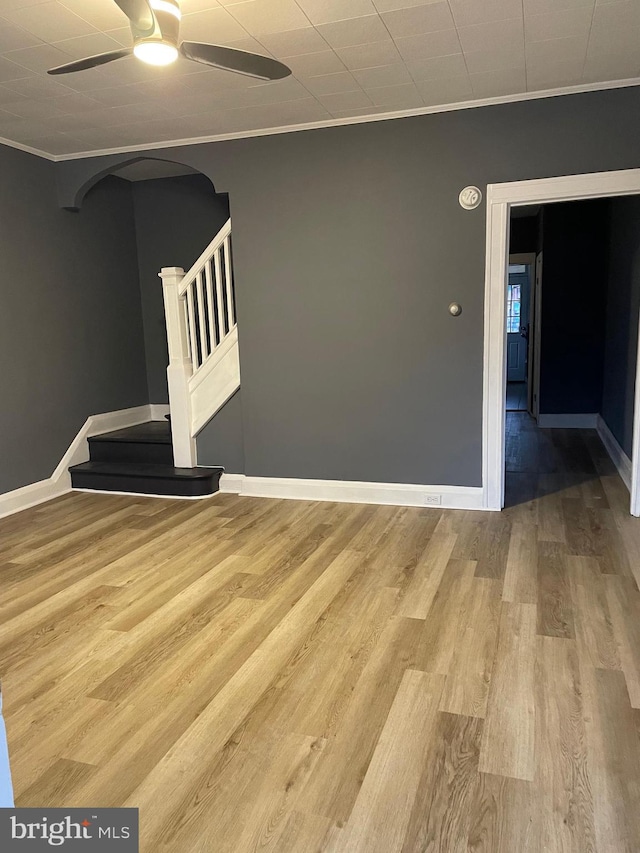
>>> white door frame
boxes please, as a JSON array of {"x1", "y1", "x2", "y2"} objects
[{"x1": 482, "y1": 168, "x2": 640, "y2": 515}]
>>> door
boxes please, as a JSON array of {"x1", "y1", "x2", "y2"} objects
[
  {"x1": 529, "y1": 253, "x2": 543, "y2": 418},
  {"x1": 506, "y1": 267, "x2": 529, "y2": 382}
]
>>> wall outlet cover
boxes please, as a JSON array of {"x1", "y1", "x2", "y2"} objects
[{"x1": 423, "y1": 494, "x2": 442, "y2": 506}]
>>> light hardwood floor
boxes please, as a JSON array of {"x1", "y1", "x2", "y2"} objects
[{"x1": 2, "y1": 412, "x2": 640, "y2": 851}]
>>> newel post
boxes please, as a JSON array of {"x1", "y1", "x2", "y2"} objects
[{"x1": 160, "y1": 267, "x2": 196, "y2": 468}]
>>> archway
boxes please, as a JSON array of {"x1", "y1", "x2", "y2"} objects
[
  {"x1": 79, "y1": 156, "x2": 231, "y2": 406},
  {"x1": 57, "y1": 152, "x2": 226, "y2": 211}
]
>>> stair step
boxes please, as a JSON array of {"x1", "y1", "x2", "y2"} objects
[
  {"x1": 88, "y1": 421, "x2": 173, "y2": 464},
  {"x1": 90, "y1": 421, "x2": 171, "y2": 443},
  {"x1": 70, "y1": 461, "x2": 223, "y2": 498}
]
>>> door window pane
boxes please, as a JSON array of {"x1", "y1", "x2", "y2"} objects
[{"x1": 507, "y1": 283, "x2": 521, "y2": 333}]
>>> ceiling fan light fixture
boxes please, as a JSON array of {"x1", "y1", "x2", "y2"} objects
[
  {"x1": 133, "y1": 39, "x2": 178, "y2": 65},
  {"x1": 46, "y1": 0, "x2": 290, "y2": 79}
]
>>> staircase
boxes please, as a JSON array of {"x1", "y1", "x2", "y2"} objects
[
  {"x1": 161, "y1": 217, "x2": 240, "y2": 468},
  {"x1": 68, "y1": 218, "x2": 238, "y2": 499},
  {"x1": 70, "y1": 420, "x2": 222, "y2": 497}
]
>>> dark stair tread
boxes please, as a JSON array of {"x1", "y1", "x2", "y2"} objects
[
  {"x1": 73, "y1": 421, "x2": 220, "y2": 498},
  {"x1": 89, "y1": 422, "x2": 171, "y2": 445},
  {"x1": 70, "y1": 461, "x2": 222, "y2": 480}
]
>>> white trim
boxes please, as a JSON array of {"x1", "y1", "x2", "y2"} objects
[
  {"x1": 0, "y1": 134, "x2": 55, "y2": 161},
  {"x1": 483, "y1": 168, "x2": 640, "y2": 514},
  {"x1": 0, "y1": 404, "x2": 167, "y2": 519},
  {"x1": 218, "y1": 474, "x2": 487, "y2": 510},
  {"x1": 190, "y1": 334, "x2": 240, "y2": 436},
  {"x1": 482, "y1": 197, "x2": 509, "y2": 510},
  {"x1": 52, "y1": 404, "x2": 164, "y2": 479},
  {"x1": 631, "y1": 308, "x2": 640, "y2": 516},
  {"x1": 0, "y1": 478, "x2": 69, "y2": 522},
  {"x1": 537, "y1": 413, "x2": 598, "y2": 429},
  {"x1": 49, "y1": 76, "x2": 640, "y2": 162},
  {"x1": 161, "y1": 249, "x2": 241, "y2": 466},
  {"x1": 179, "y1": 219, "x2": 232, "y2": 297},
  {"x1": 188, "y1": 327, "x2": 238, "y2": 394},
  {"x1": 150, "y1": 403, "x2": 170, "y2": 420},
  {"x1": 217, "y1": 473, "x2": 245, "y2": 494},
  {"x1": 490, "y1": 172, "x2": 640, "y2": 205},
  {"x1": 74, "y1": 474, "x2": 485, "y2": 511},
  {"x1": 160, "y1": 265, "x2": 197, "y2": 468},
  {"x1": 72, "y1": 487, "x2": 218, "y2": 502},
  {"x1": 597, "y1": 415, "x2": 632, "y2": 493}
]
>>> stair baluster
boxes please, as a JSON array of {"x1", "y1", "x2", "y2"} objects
[{"x1": 160, "y1": 218, "x2": 239, "y2": 468}]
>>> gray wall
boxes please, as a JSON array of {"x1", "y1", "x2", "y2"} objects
[
  {"x1": 197, "y1": 390, "x2": 245, "y2": 473},
  {"x1": 539, "y1": 199, "x2": 610, "y2": 415},
  {"x1": 601, "y1": 196, "x2": 640, "y2": 456},
  {"x1": 0, "y1": 151, "x2": 148, "y2": 494},
  {"x1": 55, "y1": 87, "x2": 640, "y2": 487},
  {"x1": 131, "y1": 174, "x2": 230, "y2": 403}
]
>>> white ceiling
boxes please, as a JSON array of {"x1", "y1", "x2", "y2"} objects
[{"x1": 0, "y1": 0, "x2": 637, "y2": 158}]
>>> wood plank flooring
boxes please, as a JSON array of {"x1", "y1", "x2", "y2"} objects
[
  {"x1": 506, "y1": 381, "x2": 528, "y2": 412},
  {"x1": 2, "y1": 412, "x2": 640, "y2": 851}
]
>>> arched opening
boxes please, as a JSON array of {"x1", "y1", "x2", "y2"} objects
[
  {"x1": 65, "y1": 154, "x2": 225, "y2": 212},
  {"x1": 80, "y1": 156, "x2": 231, "y2": 406}
]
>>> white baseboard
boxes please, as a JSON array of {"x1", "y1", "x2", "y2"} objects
[
  {"x1": 219, "y1": 474, "x2": 485, "y2": 510},
  {"x1": 72, "y1": 487, "x2": 219, "y2": 502},
  {"x1": 0, "y1": 478, "x2": 71, "y2": 521},
  {"x1": 150, "y1": 404, "x2": 170, "y2": 421},
  {"x1": 0, "y1": 404, "x2": 167, "y2": 520},
  {"x1": 537, "y1": 413, "x2": 598, "y2": 428},
  {"x1": 52, "y1": 404, "x2": 160, "y2": 481},
  {"x1": 597, "y1": 415, "x2": 632, "y2": 492},
  {"x1": 218, "y1": 473, "x2": 246, "y2": 494}
]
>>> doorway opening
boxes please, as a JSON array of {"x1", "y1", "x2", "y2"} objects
[{"x1": 483, "y1": 169, "x2": 640, "y2": 515}]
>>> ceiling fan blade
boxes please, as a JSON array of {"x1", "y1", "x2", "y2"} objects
[
  {"x1": 113, "y1": 0, "x2": 155, "y2": 34},
  {"x1": 47, "y1": 49, "x2": 132, "y2": 75},
  {"x1": 180, "y1": 42, "x2": 291, "y2": 81}
]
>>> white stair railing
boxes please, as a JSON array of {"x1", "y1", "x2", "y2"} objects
[{"x1": 160, "y1": 218, "x2": 240, "y2": 467}]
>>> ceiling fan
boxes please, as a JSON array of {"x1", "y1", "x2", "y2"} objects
[{"x1": 47, "y1": 0, "x2": 291, "y2": 81}]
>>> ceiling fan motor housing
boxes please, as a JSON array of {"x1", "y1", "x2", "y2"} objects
[{"x1": 135, "y1": 0, "x2": 180, "y2": 51}]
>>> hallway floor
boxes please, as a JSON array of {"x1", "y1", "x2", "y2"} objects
[
  {"x1": 1, "y1": 413, "x2": 640, "y2": 851},
  {"x1": 506, "y1": 380, "x2": 528, "y2": 411}
]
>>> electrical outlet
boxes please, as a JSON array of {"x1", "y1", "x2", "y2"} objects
[{"x1": 423, "y1": 494, "x2": 442, "y2": 506}]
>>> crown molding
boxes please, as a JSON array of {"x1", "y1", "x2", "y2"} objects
[
  {"x1": 1, "y1": 76, "x2": 639, "y2": 164},
  {"x1": 0, "y1": 134, "x2": 55, "y2": 161}
]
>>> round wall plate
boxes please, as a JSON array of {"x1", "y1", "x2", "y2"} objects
[{"x1": 459, "y1": 186, "x2": 482, "y2": 210}]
